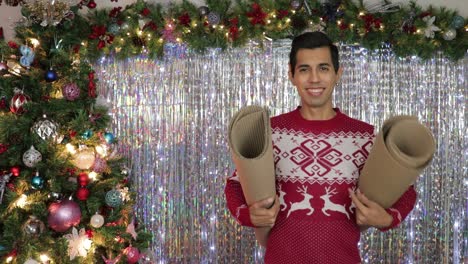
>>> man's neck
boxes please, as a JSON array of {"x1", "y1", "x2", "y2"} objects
[{"x1": 299, "y1": 106, "x2": 336, "y2": 121}]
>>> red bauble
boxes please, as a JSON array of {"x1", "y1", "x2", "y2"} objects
[
  {"x1": 10, "y1": 92, "x2": 31, "y2": 114},
  {"x1": 77, "y1": 172, "x2": 89, "y2": 186},
  {"x1": 124, "y1": 246, "x2": 140, "y2": 264},
  {"x1": 87, "y1": 0, "x2": 96, "y2": 8},
  {"x1": 47, "y1": 200, "x2": 81, "y2": 232},
  {"x1": 76, "y1": 187, "x2": 90, "y2": 200},
  {"x1": 10, "y1": 166, "x2": 20, "y2": 177},
  {"x1": 0, "y1": 143, "x2": 8, "y2": 154}
]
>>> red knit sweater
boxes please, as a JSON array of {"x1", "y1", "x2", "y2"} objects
[{"x1": 225, "y1": 107, "x2": 417, "y2": 264}]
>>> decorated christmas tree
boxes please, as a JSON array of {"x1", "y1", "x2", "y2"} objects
[{"x1": 0, "y1": 1, "x2": 151, "y2": 263}]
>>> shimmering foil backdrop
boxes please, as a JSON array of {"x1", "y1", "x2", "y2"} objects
[{"x1": 94, "y1": 41, "x2": 467, "y2": 264}]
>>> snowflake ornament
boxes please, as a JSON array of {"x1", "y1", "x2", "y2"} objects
[{"x1": 64, "y1": 227, "x2": 93, "y2": 260}]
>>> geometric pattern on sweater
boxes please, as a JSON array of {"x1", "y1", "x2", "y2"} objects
[{"x1": 272, "y1": 129, "x2": 374, "y2": 185}]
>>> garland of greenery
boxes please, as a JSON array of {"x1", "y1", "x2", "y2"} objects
[{"x1": 6, "y1": 0, "x2": 468, "y2": 62}]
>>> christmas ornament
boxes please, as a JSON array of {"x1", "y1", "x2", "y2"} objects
[
  {"x1": 107, "y1": 23, "x2": 120, "y2": 35},
  {"x1": 10, "y1": 166, "x2": 20, "y2": 176},
  {"x1": 198, "y1": 6, "x2": 209, "y2": 16},
  {"x1": 0, "y1": 172, "x2": 12, "y2": 204},
  {"x1": 31, "y1": 172, "x2": 45, "y2": 189},
  {"x1": 22, "y1": 215, "x2": 45, "y2": 237},
  {"x1": 77, "y1": 172, "x2": 89, "y2": 186},
  {"x1": 92, "y1": 156, "x2": 108, "y2": 173},
  {"x1": 102, "y1": 254, "x2": 122, "y2": 264},
  {"x1": 24, "y1": 259, "x2": 40, "y2": 264},
  {"x1": 47, "y1": 199, "x2": 81, "y2": 232},
  {"x1": 103, "y1": 132, "x2": 115, "y2": 144},
  {"x1": 138, "y1": 249, "x2": 157, "y2": 264},
  {"x1": 64, "y1": 227, "x2": 93, "y2": 260},
  {"x1": 10, "y1": 89, "x2": 31, "y2": 114},
  {"x1": 124, "y1": 246, "x2": 140, "y2": 264},
  {"x1": 76, "y1": 186, "x2": 89, "y2": 200},
  {"x1": 290, "y1": 0, "x2": 303, "y2": 11},
  {"x1": 105, "y1": 189, "x2": 122, "y2": 207},
  {"x1": 90, "y1": 213, "x2": 104, "y2": 228},
  {"x1": 0, "y1": 143, "x2": 8, "y2": 154},
  {"x1": 82, "y1": 129, "x2": 93, "y2": 139},
  {"x1": 423, "y1": 16, "x2": 440, "y2": 38},
  {"x1": 71, "y1": 148, "x2": 95, "y2": 170},
  {"x1": 442, "y1": 28, "x2": 457, "y2": 40},
  {"x1": 23, "y1": 146, "x2": 42, "y2": 168},
  {"x1": 450, "y1": 15, "x2": 465, "y2": 29},
  {"x1": 0, "y1": 96, "x2": 7, "y2": 110},
  {"x1": 19, "y1": 45, "x2": 35, "y2": 68},
  {"x1": 0, "y1": 61, "x2": 7, "y2": 72},
  {"x1": 45, "y1": 68, "x2": 58, "y2": 82},
  {"x1": 87, "y1": 0, "x2": 96, "y2": 9},
  {"x1": 207, "y1": 12, "x2": 220, "y2": 25},
  {"x1": 48, "y1": 192, "x2": 63, "y2": 201},
  {"x1": 23, "y1": 0, "x2": 77, "y2": 27},
  {"x1": 62, "y1": 82, "x2": 81, "y2": 101},
  {"x1": 120, "y1": 22, "x2": 130, "y2": 31},
  {"x1": 126, "y1": 218, "x2": 137, "y2": 240},
  {"x1": 32, "y1": 116, "x2": 62, "y2": 142}
]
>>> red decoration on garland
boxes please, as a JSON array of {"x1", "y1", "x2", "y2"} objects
[
  {"x1": 246, "y1": 3, "x2": 267, "y2": 26},
  {"x1": 178, "y1": 13, "x2": 191, "y2": 27},
  {"x1": 76, "y1": 186, "x2": 90, "y2": 200},
  {"x1": 7, "y1": 41, "x2": 18, "y2": 49},
  {"x1": 78, "y1": 172, "x2": 89, "y2": 186},
  {"x1": 109, "y1": 7, "x2": 122, "y2": 18},
  {"x1": 0, "y1": 143, "x2": 8, "y2": 154},
  {"x1": 228, "y1": 18, "x2": 240, "y2": 41},
  {"x1": 88, "y1": 71, "x2": 96, "y2": 98},
  {"x1": 277, "y1": 9, "x2": 289, "y2": 20},
  {"x1": 85, "y1": 229, "x2": 93, "y2": 238},
  {"x1": 89, "y1": 25, "x2": 114, "y2": 49},
  {"x1": 87, "y1": 0, "x2": 96, "y2": 9},
  {"x1": 362, "y1": 14, "x2": 382, "y2": 32},
  {"x1": 143, "y1": 21, "x2": 158, "y2": 32},
  {"x1": 140, "y1": 7, "x2": 151, "y2": 17},
  {"x1": 10, "y1": 166, "x2": 20, "y2": 177}
]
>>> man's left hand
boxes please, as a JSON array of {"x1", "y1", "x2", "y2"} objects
[{"x1": 350, "y1": 189, "x2": 393, "y2": 229}]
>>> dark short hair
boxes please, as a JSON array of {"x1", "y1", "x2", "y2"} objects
[{"x1": 289, "y1": 31, "x2": 339, "y2": 76}]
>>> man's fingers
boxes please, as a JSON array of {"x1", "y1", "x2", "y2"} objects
[
  {"x1": 349, "y1": 190, "x2": 367, "y2": 213},
  {"x1": 356, "y1": 189, "x2": 374, "y2": 207}
]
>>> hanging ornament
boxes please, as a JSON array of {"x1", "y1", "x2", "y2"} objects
[
  {"x1": 124, "y1": 246, "x2": 140, "y2": 264},
  {"x1": 0, "y1": 172, "x2": 12, "y2": 204},
  {"x1": 45, "y1": 68, "x2": 58, "y2": 82},
  {"x1": 138, "y1": 249, "x2": 157, "y2": 264},
  {"x1": 105, "y1": 189, "x2": 122, "y2": 207},
  {"x1": 62, "y1": 82, "x2": 81, "y2": 101},
  {"x1": 90, "y1": 213, "x2": 105, "y2": 228},
  {"x1": 450, "y1": 15, "x2": 465, "y2": 29},
  {"x1": 32, "y1": 116, "x2": 62, "y2": 142},
  {"x1": 31, "y1": 172, "x2": 45, "y2": 189},
  {"x1": 77, "y1": 172, "x2": 89, "y2": 186},
  {"x1": 103, "y1": 132, "x2": 115, "y2": 144},
  {"x1": 64, "y1": 227, "x2": 93, "y2": 260},
  {"x1": 47, "y1": 199, "x2": 81, "y2": 232},
  {"x1": 19, "y1": 45, "x2": 35, "y2": 68},
  {"x1": 22, "y1": 215, "x2": 45, "y2": 237},
  {"x1": 76, "y1": 186, "x2": 89, "y2": 201},
  {"x1": 442, "y1": 28, "x2": 457, "y2": 40},
  {"x1": 92, "y1": 156, "x2": 108, "y2": 173},
  {"x1": 290, "y1": 0, "x2": 303, "y2": 11},
  {"x1": 48, "y1": 192, "x2": 63, "y2": 201},
  {"x1": 10, "y1": 166, "x2": 20, "y2": 177},
  {"x1": 207, "y1": 12, "x2": 220, "y2": 25},
  {"x1": 10, "y1": 88, "x2": 31, "y2": 115},
  {"x1": 71, "y1": 147, "x2": 95, "y2": 170},
  {"x1": 82, "y1": 129, "x2": 93, "y2": 139},
  {"x1": 107, "y1": 23, "x2": 120, "y2": 35},
  {"x1": 23, "y1": 146, "x2": 42, "y2": 168},
  {"x1": 198, "y1": 6, "x2": 209, "y2": 16}
]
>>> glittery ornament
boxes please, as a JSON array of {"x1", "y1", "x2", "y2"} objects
[
  {"x1": 442, "y1": 28, "x2": 457, "y2": 40},
  {"x1": 19, "y1": 45, "x2": 35, "y2": 68},
  {"x1": 105, "y1": 189, "x2": 122, "y2": 207},
  {"x1": 31, "y1": 172, "x2": 45, "y2": 189},
  {"x1": 108, "y1": 23, "x2": 120, "y2": 35},
  {"x1": 82, "y1": 129, "x2": 93, "y2": 139},
  {"x1": 62, "y1": 82, "x2": 81, "y2": 101},
  {"x1": 32, "y1": 117, "x2": 61, "y2": 142},
  {"x1": 77, "y1": 172, "x2": 89, "y2": 186},
  {"x1": 138, "y1": 249, "x2": 157, "y2": 264},
  {"x1": 124, "y1": 246, "x2": 140, "y2": 264},
  {"x1": 76, "y1": 186, "x2": 89, "y2": 201},
  {"x1": 450, "y1": 15, "x2": 465, "y2": 29},
  {"x1": 103, "y1": 132, "x2": 115, "y2": 144},
  {"x1": 48, "y1": 192, "x2": 63, "y2": 201},
  {"x1": 45, "y1": 69, "x2": 58, "y2": 82},
  {"x1": 22, "y1": 215, "x2": 45, "y2": 237},
  {"x1": 90, "y1": 213, "x2": 104, "y2": 228},
  {"x1": 198, "y1": 6, "x2": 209, "y2": 16},
  {"x1": 10, "y1": 90, "x2": 31, "y2": 114},
  {"x1": 120, "y1": 22, "x2": 130, "y2": 31},
  {"x1": 0, "y1": 172, "x2": 12, "y2": 204},
  {"x1": 71, "y1": 148, "x2": 95, "y2": 170},
  {"x1": 87, "y1": 0, "x2": 96, "y2": 9},
  {"x1": 23, "y1": 146, "x2": 42, "y2": 168},
  {"x1": 10, "y1": 166, "x2": 20, "y2": 177},
  {"x1": 92, "y1": 156, "x2": 108, "y2": 173},
  {"x1": 290, "y1": 0, "x2": 303, "y2": 11},
  {"x1": 207, "y1": 12, "x2": 220, "y2": 25},
  {"x1": 47, "y1": 199, "x2": 81, "y2": 232}
]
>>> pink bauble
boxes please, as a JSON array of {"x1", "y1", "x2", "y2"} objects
[
  {"x1": 124, "y1": 246, "x2": 140, "y2": 264},
  {"x1": 47, "y1": 200, "x2": 81, "y2": 232},
  {"x1": 62, "y1": 83, "x2": 80, "y2": 101},
  {"x1": 92, "y1": 156, "x2": 108, "y2": 173}
]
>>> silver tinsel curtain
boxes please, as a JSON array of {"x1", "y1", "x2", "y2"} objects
[{"x1": 95, "y1": 40, "x2": 467, "y2": 264}]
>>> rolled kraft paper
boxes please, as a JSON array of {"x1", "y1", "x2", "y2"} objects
[
  {"x1": 358, "y1": 116, "x2": 435, "y2": 208},
  {"x1": 228, "y1": 105, "x2": 276, "y2": 206}
]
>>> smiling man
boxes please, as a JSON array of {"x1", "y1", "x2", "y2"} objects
[{"x1": 225, "y1": 31, "x2": 417, "y2": 263}]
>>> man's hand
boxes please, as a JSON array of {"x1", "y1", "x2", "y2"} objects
[
  {"x1": 350, "y1": 189, "x2": 393, "y2": 229},
  {"x1": 249, "y1": 195, "x2": 280, "y2": 227}
]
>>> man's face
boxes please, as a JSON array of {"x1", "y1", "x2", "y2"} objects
[{"x1": 289, "y1": 47, "x2": 342, "y2": 112}]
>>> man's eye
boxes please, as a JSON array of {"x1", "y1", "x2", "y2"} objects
[
  {"x1": 320, "y1": 67, "x2": 329, "y2": 71},
  {"x1": 299, "y1": 68, "x2": 308, "y2": 72}
]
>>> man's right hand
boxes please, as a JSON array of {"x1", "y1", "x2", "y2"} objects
[{"x1": 249, "y1": 195, "x2": 280, "y2": 227}]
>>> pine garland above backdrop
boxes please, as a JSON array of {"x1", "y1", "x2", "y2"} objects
[{"x1": 5, "y1": 0, "x2": 468, "y2": 62}]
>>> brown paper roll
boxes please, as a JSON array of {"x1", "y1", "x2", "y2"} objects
[
  {"x1": 358, "y1": 116, "x2": 435, "y2": 208},
  {"x1": 228, "y1": 105, "x2": 276, "y2": 206}
]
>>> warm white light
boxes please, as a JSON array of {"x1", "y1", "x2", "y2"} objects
[
  {"x1": 66, "y1": 143, "x2": 77, "y2": 154},
  {"x1": 359, "y1": 11, "x2": 365, "y2": 16},
  {"x1": 6, "y1": 256, "x2": 13, "y2": 263},
  {"x1": 95, "y1": 144, "x2": 108, "y2": 157},
  {"x1": 16, "y1": 194, "x2": 28, "y2": 208},
  {"x1": 29, "y1": 38, "x2": 40, "y2": 48},
  {"x1": 88, "y1": 171, "x2": 98, "y2": 181},
  {"x1": 40, "y1": 254, "x2": 50, "y2": 262},
  {"x1": 137, "y1": 30, "x2": 143, "y2": 36}
]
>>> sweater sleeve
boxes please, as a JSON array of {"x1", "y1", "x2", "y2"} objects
[
  {"x1": 379, "y1": 185, "x2": 417, "y2": 232},
  {"x1": 224, "y1": 171, "x2": 255, "y2": 227}
]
